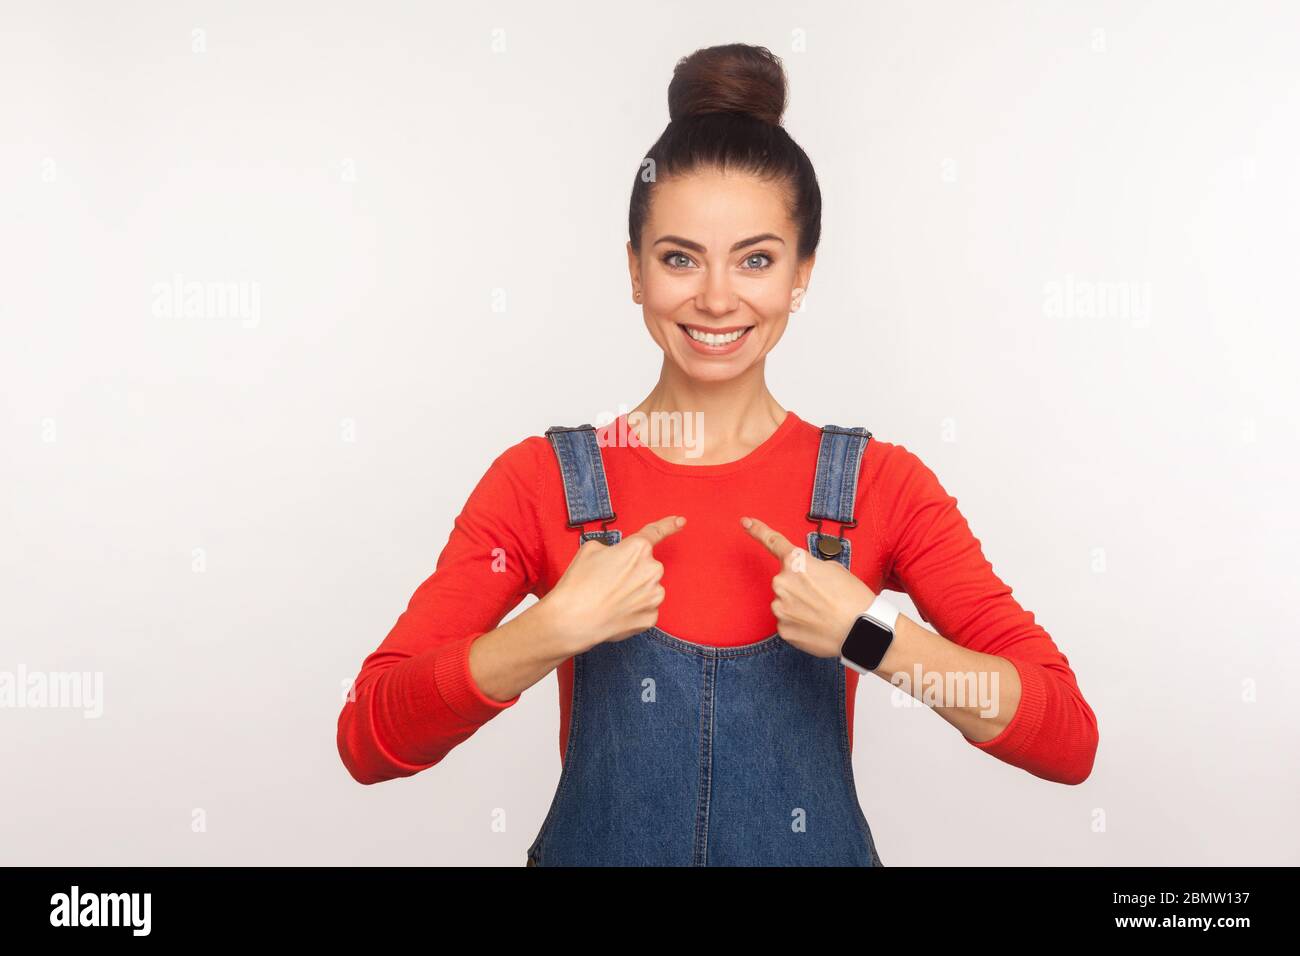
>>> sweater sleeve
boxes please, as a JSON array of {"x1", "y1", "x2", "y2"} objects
[
  {"x1": 871, "y1": 441, "x2": 1099, "y2": 785},
  {"x1": 337, "y1": 435, "x2": 549, "y2": 785}
]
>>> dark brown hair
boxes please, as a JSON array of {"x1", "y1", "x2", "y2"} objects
[{"x1": 628, "y1": 44, "x2": 822, "y2": 262}]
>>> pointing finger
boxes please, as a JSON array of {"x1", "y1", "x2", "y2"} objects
[
  {"x1": 628, "y1": 514, "x2": 687, "y2": 548},
  {"x1": 741, "y1": 515, "x2": 796, "y2": 562}
]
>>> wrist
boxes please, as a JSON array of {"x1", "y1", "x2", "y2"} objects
[{"x1": 533, "y1": 591, "x2": 590, "y2": 661}]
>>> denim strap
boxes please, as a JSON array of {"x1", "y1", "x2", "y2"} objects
[
  {"x1": 806, "y1": 424, "x2": 872, "y2": 569},
  {"x1": 544, "y1": 424, "x2": 622, "y2": 546}
]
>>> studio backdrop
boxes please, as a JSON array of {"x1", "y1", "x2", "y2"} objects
[{"x1": 2, "y1": 0, "x2": 1297, "y2": 865}]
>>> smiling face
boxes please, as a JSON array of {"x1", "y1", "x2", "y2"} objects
[{"x1": 628, "y1": 166, "x2": 814, "y2": 383}]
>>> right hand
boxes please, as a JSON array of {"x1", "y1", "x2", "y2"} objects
[{"x1": 542, "y1": 515, "x2": 687, "y2": 654}]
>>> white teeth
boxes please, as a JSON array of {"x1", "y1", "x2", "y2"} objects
[{"x1": 684, "y1": 326, "x2": 748, "y2": 345}]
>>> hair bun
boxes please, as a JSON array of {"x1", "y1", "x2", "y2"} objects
[{"x1": 667, "y1": 44, "x2": 787, "y2": 126}]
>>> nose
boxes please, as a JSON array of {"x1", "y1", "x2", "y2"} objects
[{"x1": 697, "y1": 268, "x2": 739, "y2": 317}]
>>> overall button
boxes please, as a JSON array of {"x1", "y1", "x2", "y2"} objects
[{"x1": 815, "y1": 534, "x2": 842, "y2": 558}]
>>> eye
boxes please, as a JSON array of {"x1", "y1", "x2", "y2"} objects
[
  {"x1": 661, "y1": 250, "x2": 696, "y2": 269},
  {"x1": 742, "y1": 252, "x2": 773, "y2": 270}
]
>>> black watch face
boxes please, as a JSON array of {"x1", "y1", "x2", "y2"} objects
[{"x1": 842, "y1": 616, "x2": 892, "y2": 671}]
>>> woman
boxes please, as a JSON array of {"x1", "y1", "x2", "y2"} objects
[{"x1": 337, "y1": 43, "x2": 1099, "y2": 866}]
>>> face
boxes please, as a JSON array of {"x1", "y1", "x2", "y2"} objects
[{"x1": 627, "y1": 167, "x2": 814, "y2": 382}]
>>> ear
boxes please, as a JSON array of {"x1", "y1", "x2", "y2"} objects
[
  {"x1": 795, "y1": 252, "x2": 816, "y2": 294},
  {"x1": 626, "y1": 241, "x2": 641, "y2": 300}
]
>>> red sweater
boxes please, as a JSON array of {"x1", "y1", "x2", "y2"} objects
[{"x1": 337, "y1": 410, "x2": 1098, "y2": 786}]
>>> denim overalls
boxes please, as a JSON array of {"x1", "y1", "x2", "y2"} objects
[{"x1": 525, "y1": 421, "x2": 883, "y2": 867}]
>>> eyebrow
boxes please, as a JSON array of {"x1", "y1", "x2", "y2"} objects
[{"x1": 652, "y1": 233, "x2": 786, "y2": 253}]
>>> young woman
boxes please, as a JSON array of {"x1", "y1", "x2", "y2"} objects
[{"x1": 337, "y1": 43, "x2": 1099, "y2": 867}]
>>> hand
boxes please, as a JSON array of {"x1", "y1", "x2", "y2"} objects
[
  {"x1": 740, "y1": 515, "x2": 878, "y2": 659},
  {"x1": 541, "y1": 515, "x2": 686, "y2": 654}
]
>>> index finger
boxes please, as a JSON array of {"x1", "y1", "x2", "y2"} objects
[
  {"x1": 741, "y1": 515, "x2": 797, "y2": 562},
  {"x1": 626, "y1": 514, "x2": 687, "y2": 548}
]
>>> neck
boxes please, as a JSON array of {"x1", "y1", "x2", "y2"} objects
[{"x1": 628, "y1": 360, "x2": 787, "y2": 466}]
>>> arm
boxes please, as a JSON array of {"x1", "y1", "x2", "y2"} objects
[
  {"x1": 336, "y1": 436, "x2": 560, "y2": 785},
  {"x1": 869, "y1": 441, "x2": 1099, "y2": 785}
]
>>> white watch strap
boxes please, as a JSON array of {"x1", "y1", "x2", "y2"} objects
[{"x1": 863, "y1": 594, "x2": 900, "y2": 632}]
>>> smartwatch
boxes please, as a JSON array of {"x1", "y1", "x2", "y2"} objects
[{"x1": 839, "y1": 594, "x2": 900, "y2": 675}]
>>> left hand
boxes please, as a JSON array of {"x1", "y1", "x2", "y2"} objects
[{"x1": 741, "y1": 515, "x2": 878, "y2": 659}]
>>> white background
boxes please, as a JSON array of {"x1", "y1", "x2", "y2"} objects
[{"x1": 2, "y1": 0, "x2": 1297, "y2": 865}]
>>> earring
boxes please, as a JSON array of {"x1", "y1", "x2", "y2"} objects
[
  {"x1": 791, "y1": 288, "x2": 804, "y2": 311},
  {"x1": 634, "y1": 291, "x2": 642, "y2": 301}
]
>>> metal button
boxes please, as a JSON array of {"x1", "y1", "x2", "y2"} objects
[{"x1": 815, "y1": 534, "x2": 842, "y2": 558}]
